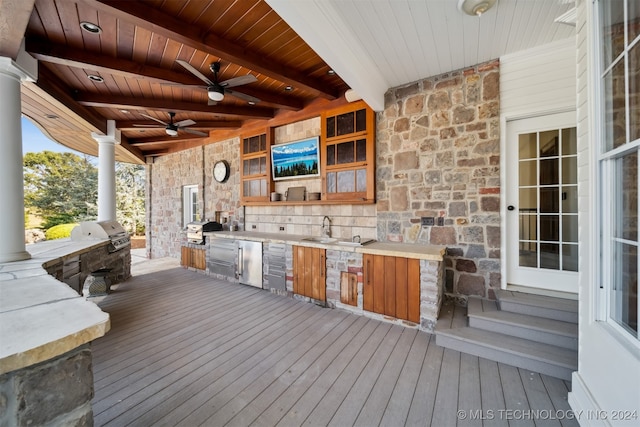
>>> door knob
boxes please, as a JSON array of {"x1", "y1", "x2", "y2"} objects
[{"x1": 507, "y1": 205, "x2": 515, "y2": 211}]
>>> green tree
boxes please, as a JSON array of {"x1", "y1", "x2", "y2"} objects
[
  {"x1": 115, "y1": 162, "x2": 145, "y2": 235},
  {"x1": 23, "y1": 151, "x2": 98, "y2": 228}
]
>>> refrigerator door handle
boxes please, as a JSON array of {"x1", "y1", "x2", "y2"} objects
[{"x1": 238, "y1": 247, "x2": 244, "y2": 276}]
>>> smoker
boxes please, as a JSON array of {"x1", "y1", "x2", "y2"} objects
[
  {"x1": 186, "y1": 221, "x2": 222, "y2": 244},
  {"x1": 70, "y1": 220, "x2": 131, "y2": 252}
]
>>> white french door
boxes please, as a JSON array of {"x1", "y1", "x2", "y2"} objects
[{"x1": 506, "y1": 112, "x2": 578, "y2": 293}]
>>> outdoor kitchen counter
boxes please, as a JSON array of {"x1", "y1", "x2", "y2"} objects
[
  {"x1": 207, "y1": 231, "x2": 446, "y2": 261},
  {"x1": 0, "y1": 238, "x2": 111, "y2": 375}
]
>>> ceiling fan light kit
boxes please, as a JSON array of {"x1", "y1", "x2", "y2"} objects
[
  {"x1": 208, "y1": 86, "x2": 225, "y2": 101},
  {"x1": 165, "y1": 127, "x2": 178, "y2": 136},
  {"x1": 458, "y1": 0, "x2": 497, "y2": 17}
]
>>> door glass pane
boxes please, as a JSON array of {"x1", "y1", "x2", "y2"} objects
[
  {"x1": 519, "y1": 133, "x2": 537, "y2": 159},
  {"x1": 519, "y1": 241, "x2": 538, "y2": 267},
  {"x1": 562, "y1": 244, "x2": 579, "y2": 272},
  {"x1": 540, "y1": 159, "x2": 559, "y2": 185},
  {"x1": 519, "y1": 188, "x2": 537, "y2": 210},
  {"x1": 563, "y1": 214, "x2": 578, "y2": 242},
  {"x1": 540, "y1": 188, "x2": 559, "y2": 213},
  {"x1": 517, "y1": 127, "x2": 578, "y2": 273},
  {"x1": 540, "y1": 130, "x2": 559, "y2": 157},
  {"x1": 540, "y1": 243, "x2": 560, "y2": 270},
  {"x1": 611, "y1": 242, "x2": 638, "y2": 334},
  {"x1": 519, "y1": 160, "x2": 537, "y2": 186},
  {"x1": 600, "y1": 0, "x2": 625, "y2": 69},
  {"x1": 540, "y1": 215, "x2": 559, "y2": 241},
  {"x1": 562, "y1": 186, "x2": 578, "y2": 213},
  {"x1": 562, "y1": 127, "x2": 577, "y2": 155},
  {"x1": 603, "y1": 60, "x2": 627, "y2": 151},
  {"x1": 519, "y1": 214, "x2": 537, "y2": 241}
]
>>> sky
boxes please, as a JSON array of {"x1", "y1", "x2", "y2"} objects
[{"x1": 21, "y1": 116, "x2": 77, "y2": 155}]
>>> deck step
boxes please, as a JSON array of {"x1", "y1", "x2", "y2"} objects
[
  {"x1": 496, "y1": 290, "x2": 578, "y2": 323},
  {"x1": 467, "y1": 296, "x2": 578, "y2": 350},
  {"x1": 435, "y1": 326, "x2": 577, "y2": 381}
]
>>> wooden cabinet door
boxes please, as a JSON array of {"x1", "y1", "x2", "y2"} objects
[
  {"x1": 293, "y1": 246, "x2": 326, "y2": 301},
  {"x1": 363, "y1": 254, "x2": 420, "y2": 323},
  {"x1": 181, "y1": 247, "x2": 206, "y2": 270}
]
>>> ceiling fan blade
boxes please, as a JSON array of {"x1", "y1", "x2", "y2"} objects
[
  {"x1": 176, "y1": 59, "x2": 215, "y2": 86},
  {"x1": 174, "y1": 119, "x2": 196, "y2": 127},
  {"x1": 139, "y1": 113, "x2": 168, "y2": 126},
  {"x1": 225, "y1": 89, "x2": 261, "y2": 104},
  {"x1": 133, "y1": 124, "x2": 163, "y2": 128},
  {"x1": 182, "y1": 128, "x2": 209, "y2": 137},
  {"x1": 207, "y1": 99, "x2": 219, "y2": 106},
  {"x1": 220, "y1": 74, "x2": 257, "y2": 88}
]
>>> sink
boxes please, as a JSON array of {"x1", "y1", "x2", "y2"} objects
[
  {"x1": 336, "y1": 238, "x2": 376, "y2": 247},
  {"x1": 302, "y1": 236, "x2": 338, "y2": 243}
]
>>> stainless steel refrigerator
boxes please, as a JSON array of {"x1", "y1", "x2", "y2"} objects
[{"x1": 238, "y1": 240, "x2": 263, "y2": 288}]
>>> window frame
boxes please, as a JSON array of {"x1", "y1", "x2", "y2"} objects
[
  {"x1": 596, "y1": 0, "x2": 640, "y2": 343},
  {"x1": 183, "y1": 184, "x2": 199, "y2": 226}
]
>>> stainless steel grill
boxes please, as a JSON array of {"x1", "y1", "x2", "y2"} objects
[
  {"x1": 70, "y1": 220, "x2": 131, "y2": 252},
  {"x1": 186, "y1": 221, "x2": 222, "y2": 244}
]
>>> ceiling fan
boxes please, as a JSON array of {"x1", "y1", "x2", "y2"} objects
[
  {"x1": 135, "y1": 112, "x2": 208, "y2": 137},
  {"x1": 176, "y1": 59, "x2": 260, "y2": 105}
]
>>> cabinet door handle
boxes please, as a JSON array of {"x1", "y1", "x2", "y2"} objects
[{"x1": 321, "y1": 253, "x2": 325, "y2": 278}]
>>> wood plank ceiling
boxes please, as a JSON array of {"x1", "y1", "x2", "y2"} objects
[{"x1": 19, "y1": 0, "x2": 349, "y2": 163}]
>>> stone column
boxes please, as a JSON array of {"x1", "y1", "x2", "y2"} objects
[
  {"x1": 0, "y1": 57, "x2": 34, "y2": 263},
  {"x1": 92, "y1": 120, "x2": 120, "y2": 222}
]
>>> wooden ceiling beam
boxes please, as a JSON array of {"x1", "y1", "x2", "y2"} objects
[
  {"x1": 28, "y1": 38, "x2": 305, "y2": 111},
  {"x1": 26, "y1": 38, "x2": 201, "y2": 85},
  {"x1": 117, "y1": 120, "x2": 241, "y2": 130},
  {"x1": 74, "y1": 93, "x2": 275, "y2": 120},
  {"x1": 80, "y1": 0, "x2": 340, "y2": 100},
  {"x1": 129, "y1": 135, "x2": 207, "y2": 146}
]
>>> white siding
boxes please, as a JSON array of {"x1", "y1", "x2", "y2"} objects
[
  {"x1": 500, "y1": 38, "x2": 576, "y2": 118},
  {"x1": 568, "y1": 0, "x2": 640, "y2": 420}
]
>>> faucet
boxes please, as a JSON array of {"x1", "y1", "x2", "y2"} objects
[{"x1": 322, "y1": 216, "x2": 332, "y2": 237}]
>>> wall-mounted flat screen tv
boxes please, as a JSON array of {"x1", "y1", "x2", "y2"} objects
[{"x1": 271, "y1": 136, "x2": 320, "y2": 181}]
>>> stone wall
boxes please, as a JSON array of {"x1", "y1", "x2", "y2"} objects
[
  {"x1": 377, "y1": 60, "x2": 501, "y2": 298},
  {"x1": 0, "y1": 345, "x2": 94, "y2": 426}
]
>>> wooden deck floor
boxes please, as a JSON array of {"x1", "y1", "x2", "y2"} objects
[{"x1": 91, "y1": 258, "x2": 578, "y2": 427}]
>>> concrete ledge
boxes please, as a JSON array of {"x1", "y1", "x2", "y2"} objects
[{"x1": 0, "y1": 239, "x2": 112, "y2": 375}]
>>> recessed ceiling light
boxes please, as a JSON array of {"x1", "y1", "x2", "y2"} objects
[
  {"x1": 327, "y1": 70, "x2": 336, "y2": 75},
  {"x1": 88, "y1": 74, "x2": 104, "y2": 83},
  {"x1": 120, "y1": 109, "x2": 130, "y2": 114},
  {"x1": 45, "y1": 114, "x2": 58, "y2": 119},
  {"x1": 248, "y1": 101, "x2": 256, "y2": 105},
  {"x1": 80, "y1": 21, "x2": 102, "y2": 34},
  {"x1": 284, "y1": 85, "x2": 293, "y2": 91}
]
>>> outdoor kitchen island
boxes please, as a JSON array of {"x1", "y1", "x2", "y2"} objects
[
  {"x1": 0, "y1": 238, "x2": 128, "y2": 426},
  {"x1": 197, "y1": 231, "x2": 446, "y2": 333}
]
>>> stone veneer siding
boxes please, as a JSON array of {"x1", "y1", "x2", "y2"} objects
[
  {"x1": 0, "y1": 345, "x2": 94, "y2": 426},
  {"x1": 377, "y1": 60, "x2": 501, "y2": 298}
]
